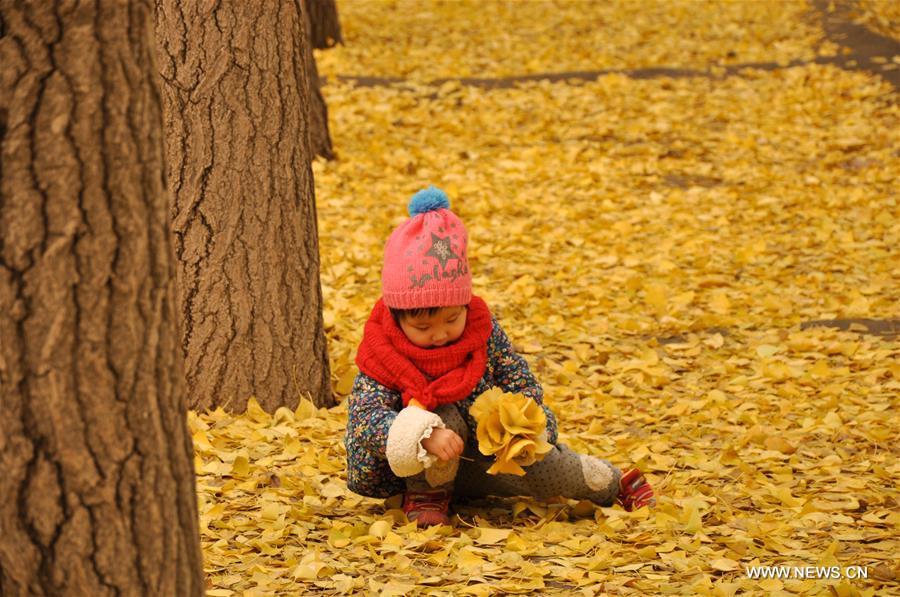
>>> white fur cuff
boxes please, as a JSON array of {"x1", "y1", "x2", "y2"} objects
[{"x1": 386, "y1": 406, "x2": 446, "y2": 478}]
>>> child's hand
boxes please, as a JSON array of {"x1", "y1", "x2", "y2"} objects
[{"x1": 422, "y1": 428, "x2": 464, "y2": 461}]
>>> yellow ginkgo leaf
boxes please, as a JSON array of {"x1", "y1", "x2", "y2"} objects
[
  {"x1": 471, "y1": 389, "x2": 552, "y2": 476},
  {"x1": 498, "y1": 400, "x2": 539, "y2": 436},
  {"x1": 486, "y1": 453, "x2": 527, "y2": 476},
  {"x1": 504, "y1": 437, "x2": 537, "y2": 461},
  {"x1": 476, "y1": 412, "x2": 510, "y2": 455},
  {"x1": 469, "y1": 387, "x2": 504, "y2": 421},
  {"x1": 485, "y1": 415, "x2": 504, "y2": 444}
]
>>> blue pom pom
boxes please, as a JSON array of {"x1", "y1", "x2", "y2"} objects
[{"x1": 408, "y1": 186, "x2": 450, "y2": 216}]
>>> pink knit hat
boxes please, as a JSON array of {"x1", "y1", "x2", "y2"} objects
[{"x1": 382, "y1": 186, "x2": 472, "y2": 309}]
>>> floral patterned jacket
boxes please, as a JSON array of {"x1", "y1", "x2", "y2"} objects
[{"x1": 344, "y1": 317, "x2": 559, "y2": 498}]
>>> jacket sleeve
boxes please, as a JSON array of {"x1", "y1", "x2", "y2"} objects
[
  {"x1": 488, "y1": 318, "x2": 559, "y2": 444},
  {"x1": 346, "y1": 372, "x2": 402, "y2": 457},
  {"x1": 346, "y1": 372, "x2": 445, "y2": 477}
]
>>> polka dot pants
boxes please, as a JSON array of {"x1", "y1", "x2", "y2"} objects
[{"x1": 405, "y1": 403, "x2": 621, "y2": 506}]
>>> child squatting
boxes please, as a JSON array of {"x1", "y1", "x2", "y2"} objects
[{"x1": 344, "y1": 186, "x2": 655, "y2": 526}]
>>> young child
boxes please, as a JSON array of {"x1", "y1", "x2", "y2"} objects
[{"x1": 345, "y1": 186, "x2": 655, "y2": 526}]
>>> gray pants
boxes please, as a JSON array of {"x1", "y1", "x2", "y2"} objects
[{"x1": 406, "y1": 403, "x2": 621, "y2": 506}]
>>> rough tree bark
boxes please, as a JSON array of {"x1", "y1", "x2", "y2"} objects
[
  {"x1": 300, "y1": 0, "x2": 336, "y2": 159},
  {"x1": 156, "y1": 1, "x2": 333, "y2": 412},
  {"x1": 0, "y1": 2, "x2": 204, "y2": 595}
]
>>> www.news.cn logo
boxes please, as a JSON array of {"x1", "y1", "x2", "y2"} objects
[{"x1": 745, "y1": 566, "x2": 869, "y2": 580}]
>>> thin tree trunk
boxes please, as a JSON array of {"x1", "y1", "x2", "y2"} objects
[
  {"x1": 156, "y1": 0, "x2": 333, "y2": 411},
  {"x1": 0, "y1": 2, "x2": 204, "y2": 595},
  {"x1": 306, "y1": 0, "x2": 343, "y2": 49},
  {"x1": 300, "y1": 0, "x2": 336, "y2": 159}
]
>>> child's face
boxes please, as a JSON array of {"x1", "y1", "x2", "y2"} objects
[{"x1": 398, "y1": 305, "x2": 468, "y2": 349}]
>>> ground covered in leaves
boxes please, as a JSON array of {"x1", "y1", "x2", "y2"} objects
[
  {"x1": 192, "y1": 2, "x2": 899, "y2": 595},
  {"x1": 854, "y1": 0, "x2": 900, "y2": 41}
]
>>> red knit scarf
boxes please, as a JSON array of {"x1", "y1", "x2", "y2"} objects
[{"x1": 355, "y1": 296, "x2": 493, "y2": 410}]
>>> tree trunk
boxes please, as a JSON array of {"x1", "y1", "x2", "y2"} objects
[
  {"x1": 156, "y1": 1, "x2": 333, "y2": 412},
  {"x1": 306, "y1": 0, "x2": 343, "y2": 49},
  {"x1": 300, "y1": 0, "x2": 336, "y2": 160},
  {"x1": 0, "y1": 2, "x2": 204, "y2": 595}
]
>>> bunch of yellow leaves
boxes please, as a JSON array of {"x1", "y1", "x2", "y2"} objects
[{"x1": 470, "y1": 388, "x2": 553, "y2": 476}]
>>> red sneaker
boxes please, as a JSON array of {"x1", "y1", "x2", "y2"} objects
[
  {"x1": 402, "y1": 489, "x2": 452, "y2": 527},
  {"x1": 617, "y1": 469, "x2": 656, "y2": 511}
]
